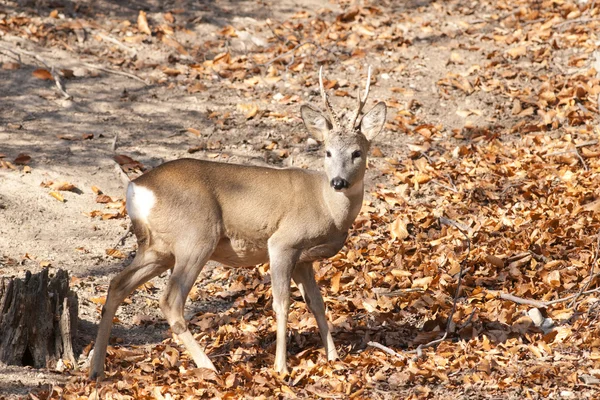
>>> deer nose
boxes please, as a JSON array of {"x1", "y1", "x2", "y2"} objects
[{"x1": 330, "y1": 177, "x2": 349, "y2": 191}]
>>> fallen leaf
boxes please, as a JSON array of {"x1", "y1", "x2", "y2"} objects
[
  {"x1": 2, "y1": 62, "x2": 20, "y2": 70},
  {"x1": 14, "y1": 153, "x2": 31, "y2": 165},
  {"x1": 32, "y1": 68, "x2": 53, "y2": 80},
  {"x1": 49, "y1": 191, "x2": 65, "y2": 202},
  {"x1": 138, "y1": 10, "x2": 152, "y2": 35},
  {"x1": 390, "y1": 217, "x2": 409, "y2": 240},
  {"x1": 106, "y1": 248, "x2": 126, "y2": 259}
]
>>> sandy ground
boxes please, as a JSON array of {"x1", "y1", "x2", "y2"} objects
[{"x1": 0, "y1": 0, "x2": 539, "y2": 397}]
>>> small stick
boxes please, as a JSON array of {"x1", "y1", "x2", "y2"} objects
[
  {"x1": 405, "y1": 216, "x2": 471, "y2": 355},
  {"x1": 372, "y1": 287, "x2": 424, "y2": 296},
  {"x1": 546, "y1": 140, "x2": 599, "y2": 157},
  {"x1": 555, "y1": 17, "x2": 600, "y2": 30},
  {"x1": 114, "y1": 222, "x2": 132, "y2": 248},
  {"x1": 431, "y1": 180, "x2": 459, "y2": 193},
  {"x1": 94, "y1": 31, "x2": 137, "y2": 56},
  {"x1": 496, "y1": 286, "x2": 600, "y2": 308},
  {"x1": 569, "y1": 229, "x2": 600, "y2": 309},
  {"x1": 575, "y1": 147, "x2": 589, "y2": 171},
  {"x1": 0, "y1": 44, "x2": 72, "y2": 99},
  {"x1": 82, "y1": 62, "x2": 149, "y2": 85},
  {"x1": 367, "y1": 341, "x2": 405, "y2": 359},
  {"x1": 261, "y1": 41, "x2": 337, "y2": 68}
]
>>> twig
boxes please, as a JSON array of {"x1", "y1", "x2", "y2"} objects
[
  {"x1": 94, "y1": 31, "x2": 137, "y2": 56},
  {"x1": 569, "y1": 229, "x2": 600, "y2": 309},
  {"x1": 496, "y1": 286, "x2": 600, "y2": 308},
  {"x1": 371, "y1": 287, "x2": 424, "y2": 296},
  {"x1": 431, "y1": 180, "x2": 458, "y2": 193},
  {"x1": 405, "y1": 216, "x2": 471, "y2": 355},
  {"x1": 114, "y1": 222, "x2": 132, "y2": 248},
  {"x1": 0, "y1": 44, "x2": 72, "y2": 99},
  {"x1": 555, "y1": 17, "x2": 600, "y2": 30},
  {"x1": 261, "y1": 41, "x2": 336, "y2": 68},
  {"x1": 82, "y1": 62, "x2": 149, "y2": 85},
  {"x1": 0, "y1": 46, "x2": 22, "y2": 62},
  {"x1": 500, "y1": 181, "x2": 524, "y2": 195},
  {"x1": 367, "y1": 341, "x2": 405, "y2": 359},
  {"x1": 575, "y1": 146, "x2": 590, "y2": 171},
  {"x1": 546, "y1": 140, "x2": 598, "y2": 156}
]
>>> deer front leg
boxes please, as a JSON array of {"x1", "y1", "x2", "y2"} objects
[
  {"x1": 292, "y1": 262, "x2": 338, "y2": 361},
  {"x1": 268, "y1": 243, "x2": 299, "y2": 375}
]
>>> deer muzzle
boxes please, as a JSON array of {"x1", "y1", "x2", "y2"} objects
[{"x1": 330, "y1": 177, "x2": 349, "y2": 191}]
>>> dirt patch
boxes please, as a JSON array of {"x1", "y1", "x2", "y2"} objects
[{"x1": 2, "y1": 0, "x2": 599, "y2": 398}]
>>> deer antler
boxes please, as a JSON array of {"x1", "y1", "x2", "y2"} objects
[
  {"x1": 319, "y1": 66, "x2": 341, "y2": 129},
  {"x1": 349, "y1": 66, "x2": 372, "y2": 129}
]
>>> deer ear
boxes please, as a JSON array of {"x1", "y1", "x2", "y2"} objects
[
  {"x1": 360, "y1": 102, "x2": 387, "y2": 141},
  {"x1": 301, "y1": 104, "x2": 331, "y2": 141}
]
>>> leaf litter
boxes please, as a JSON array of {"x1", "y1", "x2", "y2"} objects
[{"x1": 2, "y1": 0, "x2": 600, "y2": 398}]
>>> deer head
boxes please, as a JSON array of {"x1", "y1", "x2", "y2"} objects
[{"x1": 301, "y1": 67, "x2": 387, "y2": 192}]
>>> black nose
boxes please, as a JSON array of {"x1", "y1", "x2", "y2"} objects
[{"x1": 331, "y1": 177, "x2": 349, "y2": 190}]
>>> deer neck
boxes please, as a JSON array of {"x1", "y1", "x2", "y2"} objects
[{"x1": 321, "y1": 178, "x2": 364, "y2": 231}]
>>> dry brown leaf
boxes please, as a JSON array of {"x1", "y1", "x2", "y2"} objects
[
  {"x1": 49, "y1": 191, "x2": 65, "y2": 202},
  {"x1": 187, "y1": 127, "x2": 201, "y2": 136},
  {"x1": 106, "y1": 248, "x2": 126, "y2": 259},
  {"x1": 137, "y1": 10, "x2": 152, "y2": 35},
  {"x1": 32, "y1": 68, "x2": 53, "y2": 80},
  {"x1": 90, "y1": 296, "x2": 106, "y2": 305},
  {"x1": 331, "y1": 271, "x2": 342, "y2": 294},
  {"x1": 237, "y1": 103, "x2": 259, "y2": 119},
  {"x1": 506, "y1": 46, "x2": 527, "y2": 59},
  {"x1": 390, "y1": 217, "x2": 409, "y2": 240},
  {"x1": 50, "y1": 181, "x2": 76, "y2": 191},
  {"x1": 162, "y1": 36, "x2": 189, "y2": 56},
  {"x1": 14, "y1": 153, "x2": 31, "y2": 165},
  {"x1": 2, "y1": 62, "x2": 20, "y2": 70}
]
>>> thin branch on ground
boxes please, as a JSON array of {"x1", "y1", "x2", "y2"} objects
[
  {"x1": 555, "y1": 17, "x2": 600, "y2": 30},
  {"x1": 372, "y1": 287, "x2": 425, "y2": 296},
  {"x1": 260, "y1": 41, "x2": 337, "y2": 68},
  {"x1": 569, "y1": 229, "x2": 600, "y2": 309},
  {"x1": 495, "y1": 286, "x2": 600, "y2": 308},
  {"x1": 497, "y1": 231, "x2": 600, "y2": 311},
  {"x1": 431, "y1": 180, "x2": 459, "y2": 193},
  {"x1": 0, "y1": 44, "x2": 72, "y2": 99},
  {"x1": 93, "y1": 31, "x2": 137, "y2": 56},
  {"x1": 82, "y1": 62, "x2": 149, "y2": 85},
  {"x1": 367, "y1": 341, "x2": 405, "y2": 359},
  {"x1": 404, "y1": 216, "x2": 471, "y2": 356},
  {"x1": 113, "y1": 223, "x2": 132, "y2": 249},
  {"x1": 575, "y1": 147, "x2": 590, "y2": 171},
  {"x1": 546, "y1": 140, "x2": 598, "y2": 157}
]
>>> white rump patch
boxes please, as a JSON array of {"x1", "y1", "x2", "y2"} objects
[{"x1": 126, "y1": 182, "x2": 155, "y2": 222}]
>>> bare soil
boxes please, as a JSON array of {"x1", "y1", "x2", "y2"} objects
[{"x1": 1, "y1": 0, "x2": 592, "y2": 398}]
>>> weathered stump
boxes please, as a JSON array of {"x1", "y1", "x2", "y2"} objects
[{"x1": 0, "y1": 269, "x2": 78, "y2": 368}]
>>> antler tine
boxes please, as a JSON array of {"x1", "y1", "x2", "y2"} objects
[
  {"x1": 319, "y1": 66, "x2": 340, "y2": 129},
  {"x1": 350, "y1": 65, "x2": 372, "y2": 129}
]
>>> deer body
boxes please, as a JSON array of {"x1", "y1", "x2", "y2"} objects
[
  {"x1": 89, "y1": 67, "x2": 386, "y2": 379},
  {"x1": 130, "y1": 159, "x2": 358, "y2": 267}
]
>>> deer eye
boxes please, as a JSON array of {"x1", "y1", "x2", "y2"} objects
[
  {"x1": 326, "y1": 151, "x2": 332, "y2": 158},
  {"x1": 352, "y1": 150, "x2": 362, "y2": 159}
]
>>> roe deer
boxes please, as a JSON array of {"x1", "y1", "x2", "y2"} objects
[{"x1": 89, "y1": 67, "x2": 386, "y2": 379}]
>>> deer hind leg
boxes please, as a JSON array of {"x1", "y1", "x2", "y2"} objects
[
  {"x1": 89, "y1": 247, "x2": 174, "y2": 380},
  {"x1": 292, "y1": 262, "x2": 338, "y2": 361},
  {"x1": 159, "y1": 243, "x2": 217, "y2": 371}
]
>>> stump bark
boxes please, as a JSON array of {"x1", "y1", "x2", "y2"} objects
[{"x1": 0, "y1": 269, "x2": 78, "y2": 368}]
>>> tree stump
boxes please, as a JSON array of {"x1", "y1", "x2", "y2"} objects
[{"x1": 0, "y1": 269, "x2": 78, "y2": 368}]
